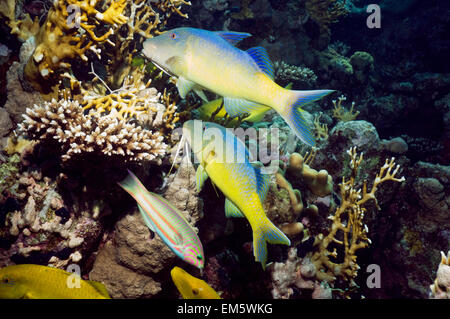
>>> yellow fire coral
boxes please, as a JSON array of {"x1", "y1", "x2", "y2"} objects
[
  {"x1": 21, "y1": 0, "x2": 128, "y2": 92},
  {"x1": 0, "y1": 0, "x2": 40, "y2": 40},
  {"x1": 332, "y1": 95, "x2": 360, "y2": 122},
  {"x1": 311, "y1": 147, "x2": 405, "y2": 285}
]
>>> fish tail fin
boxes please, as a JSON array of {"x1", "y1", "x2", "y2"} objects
[
  {"x1": 118, "y1": 170, "x2": 146, "y2": 197},
  {"x1": 253, "y1": 219, "x2": 291, "y2": 270},
  {"x1": 278, "y1": 90, "x2": 334, "y2": 146}
]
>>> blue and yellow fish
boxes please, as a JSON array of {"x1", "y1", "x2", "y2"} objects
[
  {"x1": 118, "y1": 170, "x2": 205, "y2": 269},
  {"x1": 142, "y1": 27, "x2": 333, "y2": 146},
  {"x1": 182, "y1": 120, "x2": 290, "y2": 269}
]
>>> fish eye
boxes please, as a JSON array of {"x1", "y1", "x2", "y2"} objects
[
  {"x1": 192, "y1": 288, "x2": 199, "y2": 295},
  {"x1": 1, "y1": 277, "x2": 10, "y2": 284},
  {"x1": 170, "y1": 33, "x2": 177, "y2": 39},
  {"x1": 197, "y1": 255, "x2": 203, "y2": 260}
]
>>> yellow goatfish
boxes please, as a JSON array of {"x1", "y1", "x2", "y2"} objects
[
  {"x1": 143, "y1": 27, "x2": 333, "y2": 146},
  {"x1": 171, "y1": 266, "x2": 221, "y2": 299},
  {"x1": 182, "y1": 120, "x2": 290, "y2": 269},
  {"x1": 0, "y1": 264, "x2": 110, "y2": 299}
]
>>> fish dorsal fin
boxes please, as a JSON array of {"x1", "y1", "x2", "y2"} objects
[
  {"x1": 253, "y1": 165, "x2": 270, "y2": 202},
  {"x1": 223, "y1": 97, "x2": 267, "y2": 119},
  {"x1": 246, "y1": 47, "x2": 274, "y2": 79},
  {"x1": 224, "y1": 198, "x2": 245, "y2": 218},
  {"x1": 214, "y1": 31, "x2": 252, "y2": 46},
  {"x1": 176, "y1": 76, "x2": 196, "y2": 99},
  {"x1": 87, "y1": 281, "x2": 111, "y2": 298},
  {"x1": 196, "y1": 164, "x2": 209, "y2": 192}
]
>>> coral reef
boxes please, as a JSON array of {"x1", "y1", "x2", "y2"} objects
[
  {"x1": 0, "y1": 166, "x2": 102, "y2": 269},
  {"x1": 270, "y1": 247, "x2": 331, "y2": 299},
  {"x1": 311, "y1": 147, "x2": 405, "y2": 285},
  {"x1": 22, "y1": 0, "x2": 128, "y2": 92},
  {"x1": 18, "y1": 98, "x2": 168, "y2": 163}
]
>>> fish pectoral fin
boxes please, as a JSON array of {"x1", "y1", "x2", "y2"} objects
[
  {"x1": 87, "y1": 281, "x2": 111, "y2": 298},
  {"x1": 194, "y1": 88, "x2": 209, "y2": 102},
  {"x1": 245, "y1": 106, "x2": 271, "y2": 122},
  {"x1": 196, "y1": 164, "x2": 209, "y2": 192},
  {"x1": 224, "y1": 198, "x2": 245, "y2": 218},
  {"x1": 214, "y1": 31, "x2": 252, "y2": 46},
  {"x1": 137, "y1": 204, "x2": 156, "y2": 232},
  {"x1": 176, "y1": 76, "x2": 196, "y2": 99},
  {"x1": 246, "y1": 47, "x2": 274, "y2": 79},
  {"x1": 165, "y1": 55, "x2": 186, "y2": 75},
  {"x1": 223, "y1": 97, "x2": 265, "y2": 118}
]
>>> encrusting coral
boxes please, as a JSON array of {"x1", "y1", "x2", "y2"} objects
[
  {"x1": 311, "y1": 147, "x2": 405, "y2": 285},
  {"x1": 0, "y1": 166, "x2": 102, "y2": 268}
]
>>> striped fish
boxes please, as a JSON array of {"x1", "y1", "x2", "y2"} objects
[
  {"x1": 118, "y1": 170, "x2": 205, "y2": 269},
  {"x1": 183, "y1": 120, "x2": 290, "y2": 270}
]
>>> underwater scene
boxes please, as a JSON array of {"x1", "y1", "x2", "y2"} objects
[{"x1": 0, "y1": 0, "x2": 448, "y2": 301}]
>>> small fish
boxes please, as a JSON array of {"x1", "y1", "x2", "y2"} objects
[
  {"x1": 0, "y1": 264, "x2": 110, "y2": 299},
  {"x1": 182, "y1": 120, "x2": 290, "y2": 269},
  {"x1": 143, "y1": 27, "x2": 334, "y2": 146},
  {"x1": 198, "y1": 98, "x2": 270, "y2": 126},
  {"x1": 118, "y1": 170, "x2": 205, "y2": 269},
  {"x1": 171, "y1": 266, "x2": 221, "y2": 299}
]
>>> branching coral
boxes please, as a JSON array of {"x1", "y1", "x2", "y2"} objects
[
  {"x1": 304, "y1": 0, "x2": 348, "y2": 33},
  {"x1": 3, "y1": 0, "x2": 191, "y2": 93},
  {"x1": 311, "y1": 147, "x2": 405, "y2": 285},
  {"x1": 314, "y1": 114, "x2": 329, "y2": 140},
  {"x1": 18, "y1": 98, "x2": 168, "y2": 163},
  {"x1": 0, "y1": 0, "x2": 40, "y2": 41},
  {"x1": 430, "y1": 251, "x2": 450, "y2": 299},
  {"x1": 21, "y1": 0, "x2": 128, "y2": 92},
  {"x1": 102, "y1": 0, "x2": 191, "y2": 89},
  {"x1": 332, "y1": 95, "x2": 359, "y2": 122}
]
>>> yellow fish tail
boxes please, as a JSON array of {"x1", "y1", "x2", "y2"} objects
[
  {"x1": 278, "y1": 89, "x2": 334, "y2": 146},
  {"x1": 253, "y1": 219, "x2": 291, "y2": 270}
]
